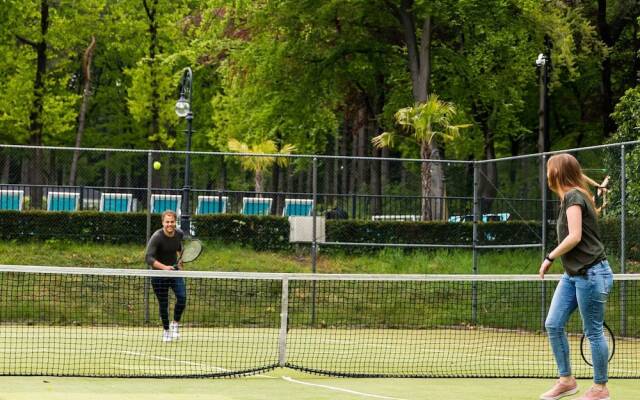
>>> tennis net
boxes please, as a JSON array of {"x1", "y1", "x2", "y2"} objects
[{"x1": 0, "y1": 265, "x2": 638, "y2": 378}]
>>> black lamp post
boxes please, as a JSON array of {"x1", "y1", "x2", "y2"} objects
[
  {"x1": 536, "y1": 52, "x2": 550, "y2": 153},
  {"x1": 176, "y1": 67, "x2": 193, "y2": 236}
]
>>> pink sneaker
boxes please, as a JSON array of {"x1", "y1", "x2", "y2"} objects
[
  {"x1": 576, "y1": 386, "x2": 610, "y2": 400},
  {"x1": 540, "y1": 379, "x2": 578, "y2": 400}
]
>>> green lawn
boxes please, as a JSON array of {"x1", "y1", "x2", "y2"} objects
[{"x1": 2, "y1": 239, "x2": 631, "y2": 274}]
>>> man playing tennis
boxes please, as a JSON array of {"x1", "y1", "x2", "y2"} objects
[{"x1": 145, "y1": 210, "x2": 187, "y2": 342}]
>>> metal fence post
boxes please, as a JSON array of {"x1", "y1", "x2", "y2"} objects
[
  {"x1": 311, "y1": 157, "x2": 318, "y2": 326},
  {"x1": 620, "y1": 144, "x2": 626, "y2": 336},
  {"x1": 541, "y1": 153, "x2": 547, "y2": 331},
  {"x1": 144, "y1": 151, "x2": 152, "y2": 324},
  {"x1": 472, "y1": 161, "x2": 478, "y2": 324}
]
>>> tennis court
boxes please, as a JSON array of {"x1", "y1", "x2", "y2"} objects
[
  {"x1": 1, "y1": 375, "x2": 640, "y2": 400},
  {"x1": 1, "y1": 257, "x2": 639, "y2": 399},
  {"x1": 2, "y1": 324, "x2": 640, "y2": 378}
]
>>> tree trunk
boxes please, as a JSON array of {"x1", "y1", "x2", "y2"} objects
[
  {"x1": 596, "y1": 0, "x2": 615, "y2": 137},
  {"x1": 219, "y1": 157, "x2": 227, "y2": 189},
  {"x1": 297, "y1": 170, "x2": 304, "y2": 193},
  {"x1": 478, "y1": 143, "x2": 497, "y2": 215},
  {"x1": 356, "y1": 104, "x2": 367, "y2": 192},
  {"x1": 17, "y1": 0, "x2": 50, "y2": 208},
  {"x1": 272, "y1": 164, "x2": 281, "y2": 211},
  {"x1": 323, "y1": 147, "x2": 332, "y2": 206},
  {"x1": 104, "y1": 152, "x2": 110, "y2": 186},
  {"x1": 340, "y1": 115, "x2": 350, "y2": 195},
  {"x1": 70, "y1": 36, "x2": 96, "y2": 186},
  {"x1": 381, "y1": 147, "x2": 390, "y2": 188},
  {"x1": 420, "y1": 142, "x2": 432, "y2": 221},
  {"x1": 143, "y1": 0, "x2": 160, "y2": 143},
  {"x1": 350, "y1": 124, "x2": 358, "y2": 193},
  {"x1": 474, "y1": 105, "x2": 498, "y2": 214},
  {"x1": 332, "y1": 132, "x2": 339, "y2": 203},
  {"x1": 255, "y1": 170, "x2": 263, "y2": 194},
  {"x1": 1, "y1": 153, "x2": 9, "y2": 183},
  {"x1": 430, "y1": 146, "x2": 445, "y2": 220},
  {"x1": 370, "y1": 145, "x2": 381, "y2": 215},
  {"x1": 396, "y1": 1, "x2": 431, "y2": 103},
  {"x1": 396, "y1": 2, "x2": 435, "y2": 218}
]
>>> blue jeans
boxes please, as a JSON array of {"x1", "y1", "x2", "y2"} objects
[
  {"x1": 151, "y1": 277, "x2": 187, "y2": 331},
  {"x1": 545, "y1": 261, "x2": 613, "y2": 383}
]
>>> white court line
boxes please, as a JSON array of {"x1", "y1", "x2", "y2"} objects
[
  {"x1": 120, "y1": 350, "x2": 276, "y2": 379},
  {"x1": 282, "y1": 376, "x2": 408, "y2": 400}
]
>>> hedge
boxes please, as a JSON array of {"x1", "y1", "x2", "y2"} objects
[{"x1": 0, "y1": 211, "x2": 637, "y2": 259}]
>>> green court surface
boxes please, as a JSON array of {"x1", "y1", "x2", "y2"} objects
[
  {"x1": 1, "y1": 326, "x2": 639, "y2": 399},
  {"x1": 2, "y1": 325, "x2": 639, "y2": 378},
  {"x1": 0, "y1": 374, "x2": 639, "y2": 400}
]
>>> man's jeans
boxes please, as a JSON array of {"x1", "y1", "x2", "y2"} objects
[
  {"x1": 545, "y1": 261, "x2": 613, "y2": 383},
  {"x1": 151, "y1": 277, "x2": 187, "y2": 331}
]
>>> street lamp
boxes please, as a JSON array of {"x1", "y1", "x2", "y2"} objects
[
  {"x1": 536, "y1": 51, "x2": 550, "y2": 153},
  {"x1": 176, "y1": 67, "x2": 193, "y2": 236}
]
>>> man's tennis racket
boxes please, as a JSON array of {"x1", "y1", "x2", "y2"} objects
[
  {"x1": 580, "y1": 321, "x2": 615, "y2": 366},
  {"x1": 173, "y1": 238, "x2": 202, "y2": 269}
]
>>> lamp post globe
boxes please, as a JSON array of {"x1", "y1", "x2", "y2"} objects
[{"x1": 175, "y1": 96, "x2": 190, "y2": 118}]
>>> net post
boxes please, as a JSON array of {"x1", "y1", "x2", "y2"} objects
[
  {"x1": 472, "y1": 161, "x2": 478, "y2": 324},
  {"x1": 620, "y1": 144, "x2": 627, "y2": 336},
  {"x1": 278, "y1": 277, "x2": 289, "y2": 367},
  {"x1": 541, "y1": 153, "x2": 547, "y2": 331}
]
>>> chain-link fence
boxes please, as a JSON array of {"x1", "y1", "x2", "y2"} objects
[{"x1": 0, "y1": 142, "x2": 637, "y2": 265}]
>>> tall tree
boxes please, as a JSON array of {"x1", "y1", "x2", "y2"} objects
[
  {"x1": 373, "y1": 95, "x2": 469, "y2": 220},
  {"x1": 69, "y1": 36, "x2": 96, "y2": 186}
]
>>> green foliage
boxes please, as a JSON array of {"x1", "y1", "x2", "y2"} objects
[
  {"x1": 0, "y1": 211, "x2": 154, "y2": 243},
  {"x1": 327, "y1": 220, "x2": 543, "y2": 250},
  {"x1": 0, "y1": 0, "x2": 636, "y2": 197},
  {"x1": 193, "y1": 214, "x2": 291, "y2": 251},
  {"x1": 607, "y1": 86, "x2": 640, "y2": 216}
]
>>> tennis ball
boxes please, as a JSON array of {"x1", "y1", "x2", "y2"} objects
[{"x1": 153, "y1": 161, "x2": 161, "y2": 170}]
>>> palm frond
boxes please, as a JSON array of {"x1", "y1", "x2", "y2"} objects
[{"x1": 371, "y1": 131, "x2": 395, "y2": 149}]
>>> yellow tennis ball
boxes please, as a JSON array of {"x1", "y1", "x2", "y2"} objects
[{"x1": 153, "y1": 161, "x2": 161, "y2": 170}]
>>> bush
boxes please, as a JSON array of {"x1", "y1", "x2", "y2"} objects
[
  {"x1": 193, "y1": 214, "x2": 291, "y2": 251},
  {"x1": 1, "y1": 211, "x2": 637, "y2": 260},
  {"x1": 0, "y1": 210, "x2": 152, "y2": 243}
]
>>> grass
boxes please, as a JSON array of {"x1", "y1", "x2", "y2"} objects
[
  {"x1": 1, "y1": 238, "x2": 636, "y2": 275},
  {"x1": 1, "y1": 376, "x2": 639, "y2": 400},
  {"x1": 0, "y1": 239, "x2": 580, "y2": 274}
]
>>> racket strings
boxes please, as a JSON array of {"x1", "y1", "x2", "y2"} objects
[{"x1": 181, "y1": 239, "x2": 202, "y2": 263}]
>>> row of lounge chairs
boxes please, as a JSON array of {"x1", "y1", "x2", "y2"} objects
[{"x1": 0, "y1": 190, "x2": 313, "y2": 216}]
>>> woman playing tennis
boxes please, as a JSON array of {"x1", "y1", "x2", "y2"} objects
[{"x1": 539, "y1": 154, "x2": 613, "y2": 400}]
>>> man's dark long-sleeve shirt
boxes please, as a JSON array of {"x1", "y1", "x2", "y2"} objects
[{"x1": 145, "y1": 228, "x2": 184, "y2": 267}]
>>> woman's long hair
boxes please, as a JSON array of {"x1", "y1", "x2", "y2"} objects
[{"x1": 546, "y1": 153, "x2": 598, "y2": 212}]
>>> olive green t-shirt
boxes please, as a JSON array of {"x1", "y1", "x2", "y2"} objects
[{"x1": 556, "y1": 189, "x2": 605, "y2": 275}]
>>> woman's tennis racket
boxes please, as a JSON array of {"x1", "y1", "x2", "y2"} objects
[
  {"x1": 173, "y1": 238, "x2": 202, "y2": 269},
  {"x1": 580, "y1": 321, "x2": 615, "y2": 366}
]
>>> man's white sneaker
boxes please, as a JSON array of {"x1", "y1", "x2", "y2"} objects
[
  {"x1": 170, "y1": 321, "x2": 180, "y2": 340},
  {"x1": 162, "y1": 330, "x2": 172, "y2": 342}
]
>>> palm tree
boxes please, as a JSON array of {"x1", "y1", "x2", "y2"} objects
[
  {"x1": 227, "y1": 138, "x2": 296, "y2": 193},
  {"x1": 372, "y1": 95, "x2": 470, "y2": 220}
]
